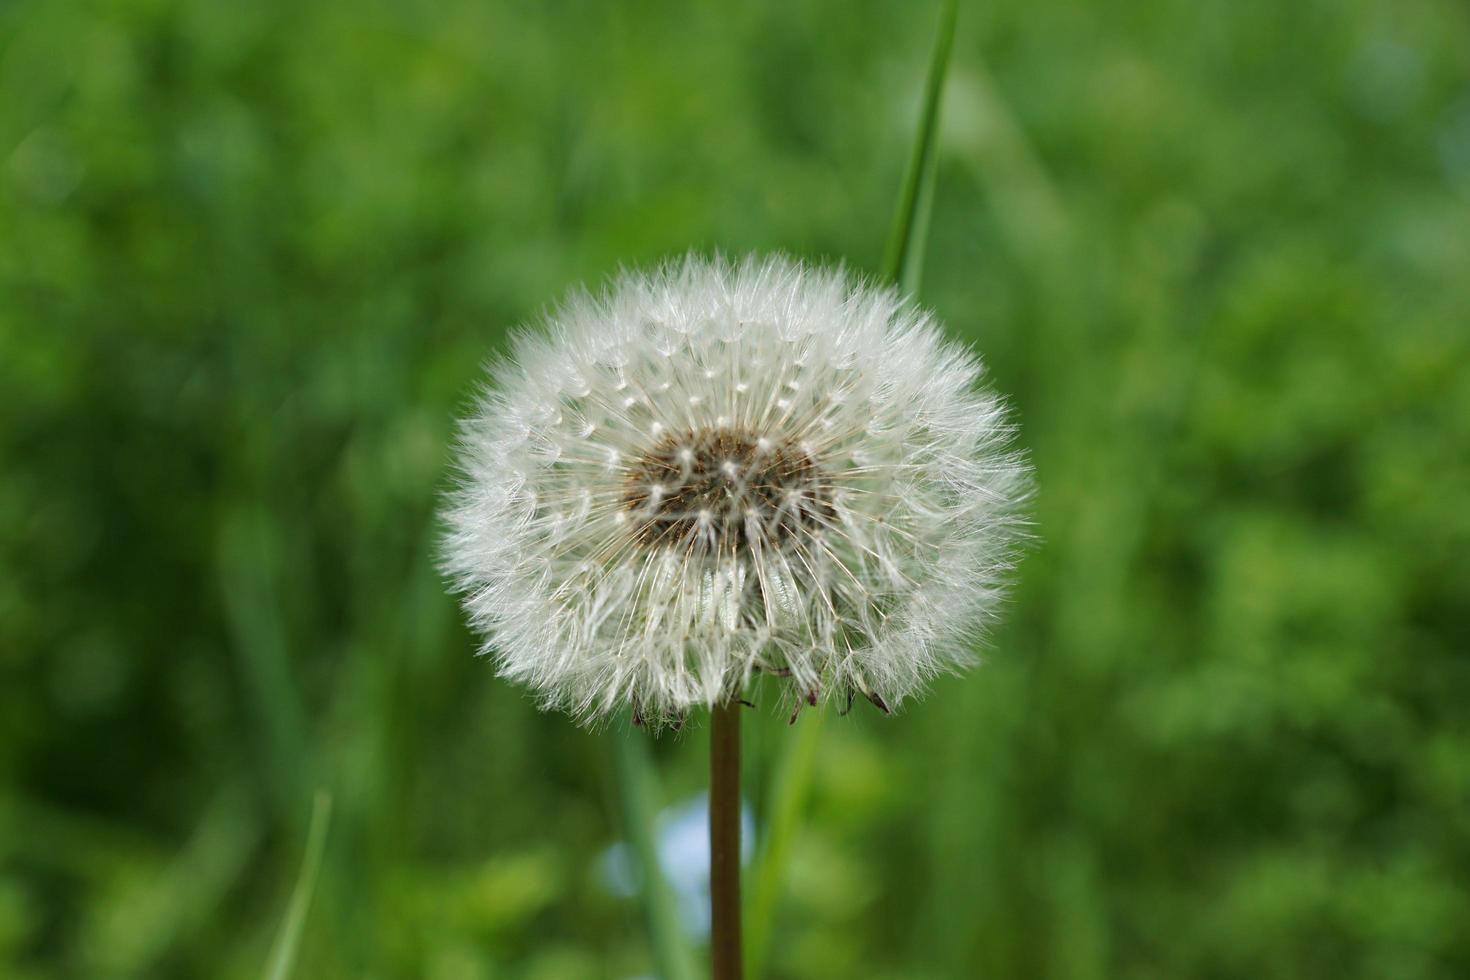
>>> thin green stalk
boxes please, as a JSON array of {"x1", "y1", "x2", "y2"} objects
[
  {"x1": 218, "y1": 509, "x2": 311, "y2": 826},
  {"x1": 263, "y1": 790, "x2": 333, "y2": 980},
  {"x1": 744, "y1": 705, "x2": 824, "y2": 977},
  {"x1": 611, "y1": 727, "x2": 700, "y2": 980},
  {"x1": 880, "y1": 0, "x2": 958, "y2": 293},
  {"x1": 745, "y1": 4, "x2": 957, "y2": 975}
]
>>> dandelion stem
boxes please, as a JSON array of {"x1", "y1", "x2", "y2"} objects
[{"x1": 710, "y1": 699, "x2": 743, "y2": 980}]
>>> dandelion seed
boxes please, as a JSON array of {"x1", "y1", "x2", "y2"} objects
[{"x1": 441, "y1": 254, "x2": 1030, "y2": 728}]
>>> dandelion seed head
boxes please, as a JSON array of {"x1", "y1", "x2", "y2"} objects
[{"x1": 442, "y1": 254, "x2": 1030, "y2": 727}]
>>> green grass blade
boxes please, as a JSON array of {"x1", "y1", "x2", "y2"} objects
[
  {"x1": 746, "y1": 6, "x2": 959, "y2": 974},
  {"x1": 611, "y1": 728, "x2": 700, "y2": 980},
  {"x1": 744, "y1": 708, "x2": 825, "y2": 978},
  {"x1": 218, "y1": 509, "x2": 312, "y2": 824},
  {"x1": 879, "y1": 0, "x2": 958, "y2": 294},
  {"x1": 263, "y1": 791, "x2": 333, "y2": 980}
]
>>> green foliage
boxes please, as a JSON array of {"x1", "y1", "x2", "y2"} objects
[
  {"x1": 3, "y1": 0, "x2": 1469, "y2": 977},
  {"x1": 264, "y1": 791, "x2": 331, "y2": 980}
]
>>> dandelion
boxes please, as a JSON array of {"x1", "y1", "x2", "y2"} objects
[
  {"x1": 442, "y1": 252, "x2": 1028, "y2": 978},
  {"x1": 442, "y1": 253, "x2": 1029, "y2": 723}
]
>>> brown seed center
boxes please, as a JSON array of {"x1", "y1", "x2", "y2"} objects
[{"x1": 623, "y1": 427, "x2": 830, "y2": 553}]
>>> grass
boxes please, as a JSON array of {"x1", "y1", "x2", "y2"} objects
[
  {"x1": 263, "y1": 791, "x2": 332, "y2": 980},
  {"x1": 3, "y1": 0, "x2": 1470, "y2": 977}
]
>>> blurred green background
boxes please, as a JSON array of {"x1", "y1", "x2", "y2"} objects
[{"x1": 4, "y1": 0, "x2": 1470, "y2": 977}]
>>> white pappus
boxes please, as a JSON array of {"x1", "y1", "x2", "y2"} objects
[{"x1": 442, "y1": 254, "x2": 1030, "y2": 728}]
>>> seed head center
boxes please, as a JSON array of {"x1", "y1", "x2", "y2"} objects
[{"x1": 623, "y1": 426, "x2": 829, "y2": 553}]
